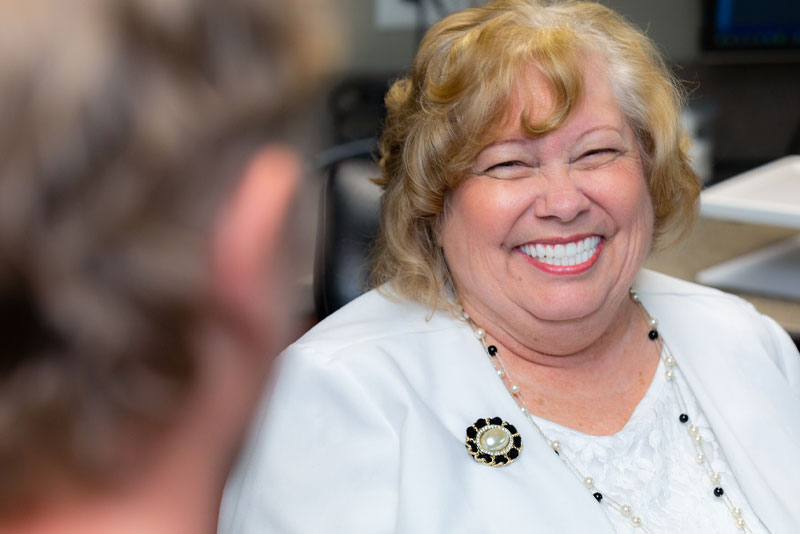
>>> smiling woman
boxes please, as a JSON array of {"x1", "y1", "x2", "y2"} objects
[
  {"x1": 370, "y1": 2, "x2": 699, "y2": 315},
  {"x1": 441, "y1": 59, "x2": 654, "y2": 336},
  {"x1": 219, "y1": 1, "x2": 800, "y2": 533}
]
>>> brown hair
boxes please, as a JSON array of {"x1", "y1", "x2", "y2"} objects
[
  {"x1": 0, "y1": 0, "x2": 337, "y2": 511},
  {"x1": 371, "y1": 0, "x2": 700, "y2": 311}
]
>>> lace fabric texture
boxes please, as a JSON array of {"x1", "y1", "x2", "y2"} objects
[{"x1": 532, "y1": 356, "x2": 770, "y2": 534}]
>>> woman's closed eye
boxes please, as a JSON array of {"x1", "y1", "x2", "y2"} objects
[
  {"x1": 489, "y1": 160, "x2": 526, "y2": 170},
  {"x1": 480, "y1": 160, "x2": 534, "y2": 179},
  {"x1": 573, "y1": 148, "x2": 622, "y2": 168}
]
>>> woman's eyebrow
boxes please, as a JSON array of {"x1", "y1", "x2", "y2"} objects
[
  {"x1": 574, "y1": 124, "x2": 625, "y2": 141},
  {"x1": 480, "y1": 138, "x2": 530, "y2": 151},
  {"x1": 484, "y1": 123, "x2": 625, "y2": 149}
]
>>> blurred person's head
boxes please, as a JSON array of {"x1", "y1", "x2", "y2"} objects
[{"x1": 0, "y1": 0, "x2": 338, "y2": 531}]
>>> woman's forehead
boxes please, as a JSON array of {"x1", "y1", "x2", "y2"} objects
[{"x1": 480, "y1": 60, "x2": 627, "y2": 149}]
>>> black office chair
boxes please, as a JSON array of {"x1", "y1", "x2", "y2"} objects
[{"x1": 313, "y1": 139, "x2": 382, "y2": 320}]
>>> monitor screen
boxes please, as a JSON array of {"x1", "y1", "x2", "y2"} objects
[{"x1": 702, "y1": 0, "x2": 800, "y2": 52}]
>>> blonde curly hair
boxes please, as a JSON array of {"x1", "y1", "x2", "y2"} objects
[{"x1": 371, "y1": 0, "x2": 699, "y2": 312}]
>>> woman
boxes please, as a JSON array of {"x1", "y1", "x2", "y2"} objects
[{"x1": 219, "y1": 1, "x2": 800, "y2": 533}]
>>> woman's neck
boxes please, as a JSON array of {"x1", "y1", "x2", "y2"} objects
[
  {"x1": 463, "y1": 288, "x2": 639, "y2": 365},
  {"x1": 465, "y1": 295, "x2": 661, "y2": 435}
]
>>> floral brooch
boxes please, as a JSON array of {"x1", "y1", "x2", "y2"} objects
[{"x1": 465, "y1": 417, "x2": 522, "y2": 466}]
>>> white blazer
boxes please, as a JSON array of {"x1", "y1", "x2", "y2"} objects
[{"x1": 219, "y1": 270, "x2": 800, "y2": 534}]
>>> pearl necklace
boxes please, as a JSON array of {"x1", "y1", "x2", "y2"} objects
[{"x1": 462, "y1": 288, "x2": 761, "y2": 533}]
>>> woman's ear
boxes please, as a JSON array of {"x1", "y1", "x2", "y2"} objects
[{"x1": 211, "y1": 145, "x2": 301, "y2": 343}]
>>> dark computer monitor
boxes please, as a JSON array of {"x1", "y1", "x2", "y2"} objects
[{"x1": 701, "y1": 0, "x2": 800, "y2": 55}]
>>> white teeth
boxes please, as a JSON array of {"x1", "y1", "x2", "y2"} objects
[{"x1": 520, "y1": 236, "x2": 600, "y2": 266}]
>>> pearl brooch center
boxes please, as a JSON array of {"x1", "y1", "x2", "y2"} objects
[{"x1": 479, "y1": 426, "x2": 512, "y2": 453}]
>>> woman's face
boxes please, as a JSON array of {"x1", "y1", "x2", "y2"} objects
[{"x1": 440, "y1": 61, "x2": 653, "y2": 335}]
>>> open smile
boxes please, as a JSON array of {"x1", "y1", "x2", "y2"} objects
[{"x1": 517, "y1": 235, "x2": 604, "y2": 274}]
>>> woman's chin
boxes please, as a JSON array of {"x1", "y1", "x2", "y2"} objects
[{"x1": 516, "y1": 292, "x2": 610, "y2": 324}]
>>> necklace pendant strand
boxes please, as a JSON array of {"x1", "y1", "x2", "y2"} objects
[
  {"x1": 628, "y1": 290, "x2": 754, "y2": 533},
  {"x1": 460, "y1": 288, "x2": 761, "y2": 533}
]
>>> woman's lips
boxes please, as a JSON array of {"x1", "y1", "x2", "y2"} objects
[{"x1": 517, "y1": 235, "x2": 604, "y2": 274}]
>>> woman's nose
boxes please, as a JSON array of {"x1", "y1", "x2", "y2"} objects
[{"x1": 532, "y1": 166, "x2": 590, "y2": 222}]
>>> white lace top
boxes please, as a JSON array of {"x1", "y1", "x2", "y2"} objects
[{"x1": 532, "y1": 352, "x2": 771, "y2": 534}]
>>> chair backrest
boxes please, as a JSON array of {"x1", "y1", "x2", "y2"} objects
[{"x1": 313, "y1": 147, "x2": 382, "y2": 320}]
